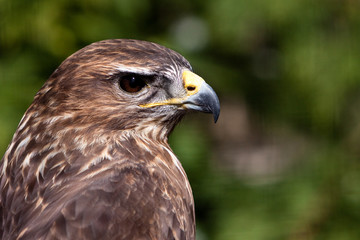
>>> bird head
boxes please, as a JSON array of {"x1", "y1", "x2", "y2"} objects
[{"x1": 30, "y1": 39, "x2": 220, "y2": 140}]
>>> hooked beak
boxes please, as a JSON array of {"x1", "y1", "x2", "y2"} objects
[
  {"x1": 140, "y1": 70, "x2": 220, "y2": 123},
  {"x1": 181, "y1": 71, "x2": 220, "y2": 122}
]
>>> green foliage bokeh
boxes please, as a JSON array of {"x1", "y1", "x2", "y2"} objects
[{"x1": 1, "y1": 0, "x2": 360, "y2": 239}]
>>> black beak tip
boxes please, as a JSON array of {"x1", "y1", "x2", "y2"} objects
[
  {"x1": 213, "y1": 110, "x2": 220, "y2": 123},
  {"x1": 201, "y1": 84, "x2": 220, "y2": 123},
  {"x1": 209, "y1": 95, "x2": 220, "y2": 123}
]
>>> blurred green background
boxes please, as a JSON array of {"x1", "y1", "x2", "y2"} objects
[{"x1": 1, "y1": 0, "x2": 360, "y2": 239}]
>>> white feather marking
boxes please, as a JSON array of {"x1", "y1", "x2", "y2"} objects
[
  {"x1": 78, "y1": 147, "x2": 110, "y2": 173},
  {"x1": 45, "y1": 113, "x2": 73, "y2": 125},
  {"x1": 34, "y1": 196, "x2": 43, "y2": 209},
  {"x1": 1, "y1": 141, "x2": 15, "y2": 175},
  {"x1": 36, "y1": 156, "x2": 49, "y2": 181},
  {"x1": 113, "y1": 64, "x2": 155, "y2": 75},
  {"x1": 17, "y1": 136, "x2": 30, "y2": 151},
  {"x1": 17, "y1": 114, "x2": 30, "y2": 132},
  {"x1": 21, "y1": 152, "x2": 33, "y2": 168},
  {"x1": 163, "y1": 146, "x2": 186, "y2": 180},
  {"x1": 74, "y1": 135, "x2": 88, "y2": 152},
  {"x1": 17, "y1": 227, "x2": 29, "y2": 239},
  {"x1": 83, "y1": 165, "x2": 112, "y2": 179},
  {"x1": 136, "y1": 138, "x2": 152, "y2": 153},
  {"x1": 49, "y1": 160, "x2": 64, "y2": 170},
  {"x1": 163, "y1": 146, "x2": 192, "y2": 197},
  {"x1": 13, "y1": 136, "x2": 31, "y2": 160},
  {"x1": 45, "y1": 116, "x2": 62, "y2": 125},
  {"x1": 167, "y1": 64, "x2": 178, "y2": 78},
  {"x1": 0, "y1": 158, "x2": 7, "y2": 176}
]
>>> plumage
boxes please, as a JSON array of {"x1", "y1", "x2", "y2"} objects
[{"x1": 0, "y1": 39, "x2": 220, "y2": 240}]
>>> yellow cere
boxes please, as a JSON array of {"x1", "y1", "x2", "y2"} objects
[
  {"x1": 182, "y1": 70, "x2": 205, "y2": 96},
  {"x1": 139, "y1": 70, "x2": 205, "y2": 108}
]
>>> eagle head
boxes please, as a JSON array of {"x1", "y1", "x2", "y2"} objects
[{"x1": 29, "y1": 39, "x2": 220, "y2": 142}]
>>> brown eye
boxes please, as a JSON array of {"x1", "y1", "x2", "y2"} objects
[{"x1": 119, "y1": 75, "x2": 146, "y2": 93}]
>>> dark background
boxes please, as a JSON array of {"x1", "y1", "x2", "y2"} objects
[{"x1": 1, "y1": 0, "x2": 360, "y2": 239}]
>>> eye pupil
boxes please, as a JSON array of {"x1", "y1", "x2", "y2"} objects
[
  {"x1": 119, "y1": 75, "x2": 146, "y2": 93},
  {"x1": 129, "y1": 76, "x2": 140, "y2": 88}
]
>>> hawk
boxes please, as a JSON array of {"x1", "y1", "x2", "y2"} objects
[{"x1": 0, "y1": 39, "x2": 220, "y2": 240}]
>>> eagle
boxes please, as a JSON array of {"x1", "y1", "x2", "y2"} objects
[{"x1": 0, "y1": 39, "x2": 220, "y2": 240}]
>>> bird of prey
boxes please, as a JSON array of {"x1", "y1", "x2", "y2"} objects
[{"x1": 0, "y1": 39, "x2": 220, "y2": 240}]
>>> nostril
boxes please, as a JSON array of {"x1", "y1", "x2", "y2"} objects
[{"x1": 187, "y1": 86, "x2": 196, "y2": 91}]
